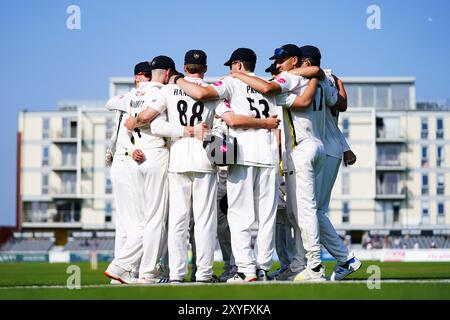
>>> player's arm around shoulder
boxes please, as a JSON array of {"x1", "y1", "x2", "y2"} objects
[
  {"x1": 125, "y1": 87, "x2": 167, "y2": 130},
  {"x1": 288, "y1": 66, "x2": 325, "y2": 81},
  {"x1": 220, "y1": 110, "x2": 280, "y2": 130},
  {"x1": 231, "y1": 71, "x2": 281, "y2": 95},
  {"x1": 173, "y1": 76, "x2": 219, "y2": 101}
]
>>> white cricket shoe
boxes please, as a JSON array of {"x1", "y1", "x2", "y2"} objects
[
  {"x1": 274, "y1": 265, "x2": 304, "y2": 281},
  {"x1": 330, "y1": 257, "x2": 362, "y2": 281},
  {"x1": 103, "y1": 263, "x2": 138, "y2": 284},
  {"x1": 227, "y1": 272, "x2": 257, "y2": 283},
  {"x1": 293, "y1": 265, "x2": 327, "y2": 282},
  {"x1": 110, "y1": 279, "x2": 122, "y2": 285}
]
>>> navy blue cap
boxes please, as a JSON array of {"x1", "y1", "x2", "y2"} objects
[
  {"x1": 185, "y1": 50, "x2": 207, "y2": 66},
  {"x1": 134, "y1": 61, "x2": 152, "y2": 75},
  {"x1": 265, "y1": 62, "x2": 280, "y2": 75},
  {"x1": 150, "y1": 55, "x2": 176, "y2": 70},
  {"x1": 270, "y1": 44, "x2": 302, "y2": 60},
  {"x1": 300, "y1": 45, "x2": 322, "y2": 62},
  {"x1": 224, "y1": 48, "x2": 257, "y2": 66}
]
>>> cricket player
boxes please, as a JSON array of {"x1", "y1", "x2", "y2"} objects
[
  {"x1": 232, "y1": 44, "x2": 334, "y2": 281},
  {"x1": 105, "y1": 56, "x2": 196, "y2": 284},
  {"x1": 175, "y1": 48, "x2": 319, "y2": 283},
  {"x1": 296, "y1": 46, "x2": 361, "y2": 280},
  {"x1": 263, "y1": 62, "x2": 296, "y2": 279},
  {"x1": 104, "y1": 62, "x2": 150, "y2": 284}
]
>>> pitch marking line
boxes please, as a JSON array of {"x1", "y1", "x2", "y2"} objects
[{"x1": 1, "y1": 279, "x2": 450, "y2": 290}]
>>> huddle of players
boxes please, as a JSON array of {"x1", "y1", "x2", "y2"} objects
[{"x1": 103, "y1": 44, "x2": 362, "y2": 284}]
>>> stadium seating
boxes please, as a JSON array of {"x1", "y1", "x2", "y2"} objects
[
  {"x1": 0, "y1": 239, "x2": 54, "y2": 252},
  {"x1": 361, "y1": 234, "x2": 450, "y2": 249},
  {"x1": 63, "y1": 238, "x2": 115, "y2": 251}
]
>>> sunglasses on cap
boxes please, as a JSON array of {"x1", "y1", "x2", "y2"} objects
[{"x1": 273, "y1": 47, "x2": 288, "y2": 57}]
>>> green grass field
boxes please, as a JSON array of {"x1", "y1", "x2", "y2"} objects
[{"x1": 0, "y1": 261, "x2": 449, "y2": 300}]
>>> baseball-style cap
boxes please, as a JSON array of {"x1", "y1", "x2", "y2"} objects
[
  {"x1": 300, "y1": 45, "x2": 322, "y2": 61},
  {"x1": 270, "y1": 44, "x2": 302, "y2": 60},
  {"x1": 185, "y1": 50, "x2": 207, "y2": 66},
  {"x1": 224, "y1": 48, "x2": 257, "y2": 66},
  {"x1": 134, "y1": 61, "x2": 152, "y2": 75},
  {"x1": 265, "y1": 62, "x2": 279, "y2": 74},
  {"x1": 150, "y1": 55, "x2": 176, "y2": 70}
]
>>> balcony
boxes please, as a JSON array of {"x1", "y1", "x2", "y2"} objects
[
  {"x1": 376, "y1": 173, "x2": 407, "y2": 200},
  {"x1": 376, "y1": 146, "x2": 406, "y2": 171},
  {"x1": 50, "y1": 184, "x2": 78, "y2": 199},
  {"x1": 52, "y1": 210, "x2": 81, "y2": 223},
  {"x1": 376, "y1": 118, "x2": 406, "y2": 144},
  {"x1": 21, "y1": 210, "x2": 82, "y2": 228},
  {"x1": 50, "y1": 130, "x2": 77, "y2": 144},
  {"x1": 50, "y1": 156, "x2": 77, "y2": 171},
  {"x1": 376, "y1": 159, "x2": 406, "y2": 172}
]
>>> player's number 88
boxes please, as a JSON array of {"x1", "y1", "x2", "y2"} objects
[{"x1": 177, "y1": 100, "x2": 204, "y2": 126}]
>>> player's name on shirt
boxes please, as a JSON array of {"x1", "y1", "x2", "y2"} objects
[{"x1": 173, "y1": 88, "x2": 189, "y2": 97}]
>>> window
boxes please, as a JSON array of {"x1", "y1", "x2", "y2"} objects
[
  {"x1": 421, "y1": 118, "x2": 428, "y2": 139},
  {"x1": 421, "y1": 146, "x2": 429, "y2": 168},
  {"x1": 42, "y1": 118, "x2": 50, "y2": 139},
  {"x1": 42, "y1": 174, "x2": 49, "y2": 195},
  {"x1": 438, "y1": 203, "x2": 445, "y2": 217},
  {"x1": 377, "y1": 145, "x2": 401, "y2": 166},
  {"x1": 375, "y1": 85, "x2": 389, "y2": 109},
  {"x1": 422, "y1": 174, "x2": 429, "y2": 195},
  {"x1": 422, "y1": 201, "x2": 429, "y2": 224},
  {"x1": 42, "y1": 146, "x2": 49, "y2": 166},
  {"x1": 361, "y1": 85, "x2": 374, "y2": 108},
  {"x1": 391, "y1": 84, "x2": 410, "y2": 109},
  {"x1": 342, "y1": 202, "x2": 350, "y2": 223},
  {"x1": 437, "y1": 146, "x2": 444, "y2": 168},
  {"x1": 345, "y1": 85, "x2": 359, "y2": 108},
  {"x1": 393, "y1": 203, "x2": 400, "y2": 223},
  {"x1": 105, "y1": 175, "x2": 113, "y2": 194},
  {"x1": 342, "y1": 172, "x2": 350, "y2": 195},
  {"x1": 377, "y1": 117, "x2": 401, "y2": 139},
  {"x1": 422, "y1": 202, "x2": 429, "y2": 216},
  {"x1": 105, "y1": 201, "x2": 113, "y2": 223},
  {"x1": 342, "y1": 119, "x2": 349, "y2": 139},
  {"x1": 437, "y1": 118, "x2": 444, "y2": 139},
  {"x1": 437, "y1": 174, "x2": 445, "y2": 195},
  {"x1": 62, "y1": 118, "x2": 70, "y2": 138},
  {"x1": 61, "y1": 173, "x2": 76, "y2": 194},
  {"x1": 377, "y1": 172, "x2": 401, "y2": 195},
  {"x1": 62, "y1": 145, "x2": 76, "y2": 166}
]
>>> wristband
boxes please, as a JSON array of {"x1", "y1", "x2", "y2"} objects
[{"x1": 174, "y1": 74, "x2": 184, "y2": 84}]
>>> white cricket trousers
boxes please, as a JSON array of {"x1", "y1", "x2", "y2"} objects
[
  {"x1": 284, "y1": 171, "x2": 306, "y2": 273},
  {"x1": 111, "y1": 155, "x2": 143, "y2": 259},
  {"x1": 227, "y1": 165, "x2": 278, "y2": 274},
  {"x1": 168, "y1": 172, "x2": 218, "y2": 281},
  {"x1": 287, "y1": 139, "x2": 325, "y2": 270},
  {"x1": 111, "y1": 148, "x2": 169, "y2": 278},
  {"x1": 317, "y1": 155, "x2": 353, "y2": 264}
]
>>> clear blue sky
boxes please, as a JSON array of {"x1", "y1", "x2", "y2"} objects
[{"x1": 0, "y1": 0, "x2": 449, "y2": 226}]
